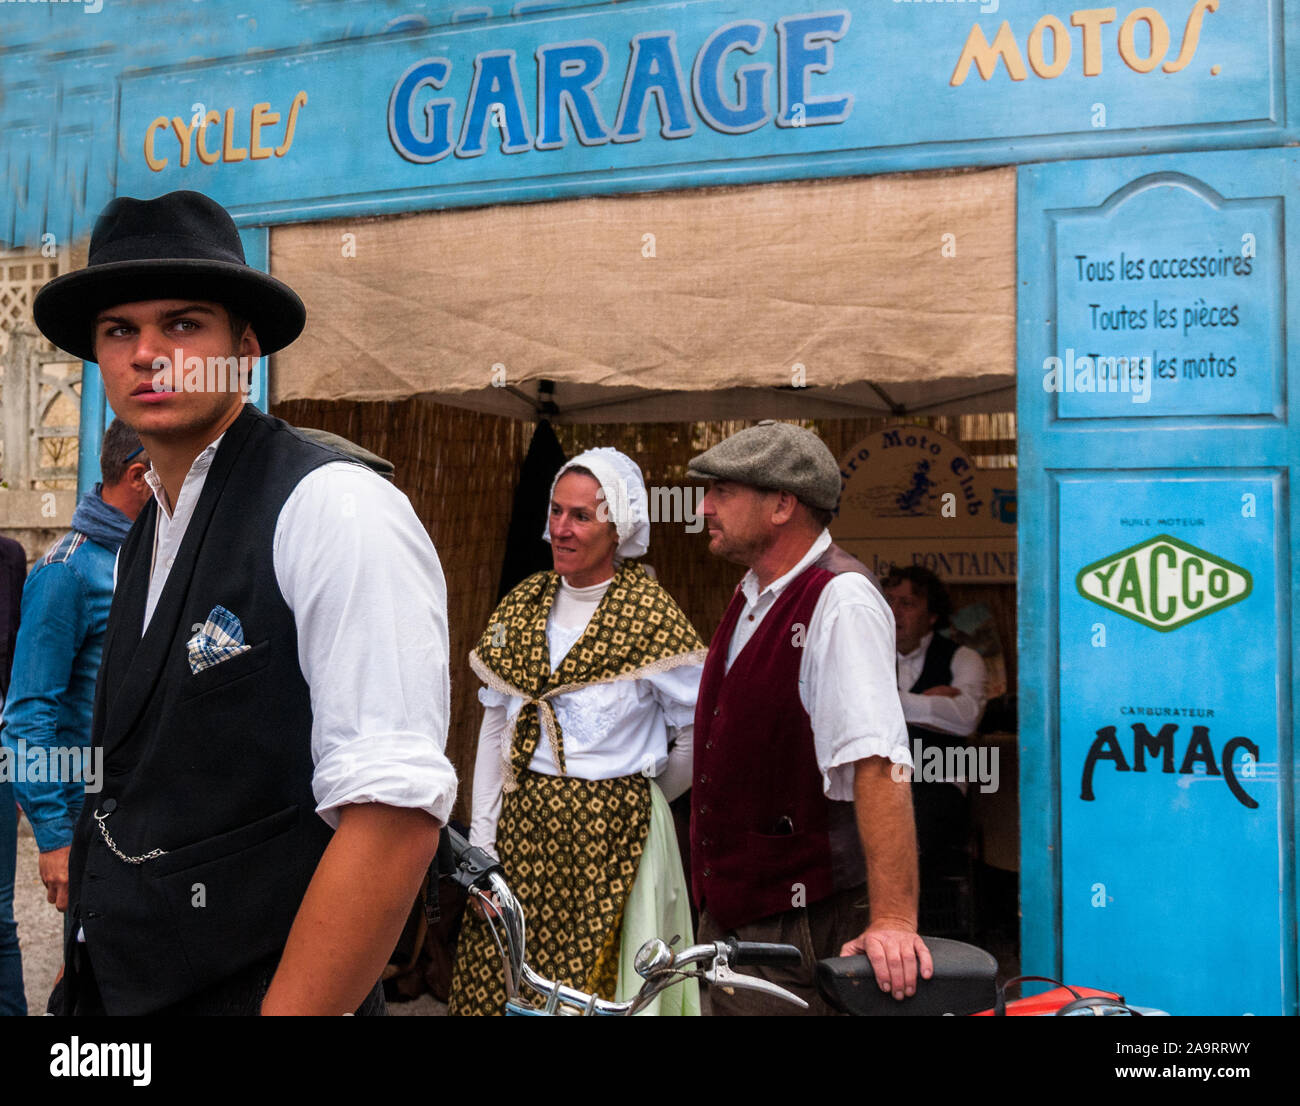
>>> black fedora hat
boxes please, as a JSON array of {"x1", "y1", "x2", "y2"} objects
[{"x1": 33, "y1": 190, "x2": 305, "y2": 363}]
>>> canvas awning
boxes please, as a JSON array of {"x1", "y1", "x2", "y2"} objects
[{"x1": 269, "y1": 167, "x2": 1016, "y2": 421}]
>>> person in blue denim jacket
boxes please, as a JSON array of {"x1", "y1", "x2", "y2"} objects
[
  {"x1": 1, "y1": 533, "x2": 29, "y2": 1016},
  {"x1": 1, "y1": 419, "x2": 150, "y2": 988}
]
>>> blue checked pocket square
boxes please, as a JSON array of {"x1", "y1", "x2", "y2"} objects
[{"x1": 186, "y1": 605, "x2": 252, "y2": 675}]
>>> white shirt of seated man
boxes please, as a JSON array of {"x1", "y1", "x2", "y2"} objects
[{"x1": 881, "y1": 572, "x2": 988, "y2": 793}]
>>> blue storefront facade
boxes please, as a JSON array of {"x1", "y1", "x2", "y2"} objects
[{"x1": 3, "y1": 0, "x2": 1297, "y2": 1014}]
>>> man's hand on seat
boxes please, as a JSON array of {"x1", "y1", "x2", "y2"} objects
[{"x1": 840, "y1": 920, "x2": 933, "y2": 1001}]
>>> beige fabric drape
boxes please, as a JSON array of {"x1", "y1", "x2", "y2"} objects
[{"x1": 270, "y1": 167, "x2": 1016, "y2": 416}]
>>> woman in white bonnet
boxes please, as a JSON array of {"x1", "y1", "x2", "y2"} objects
[{"x1": 449, "y1": 448, "x2": 705, "y2": 1015}]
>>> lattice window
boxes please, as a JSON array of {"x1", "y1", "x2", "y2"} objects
[
  {"x1": 32, "y1": 350, "x2": 82, "y2": 488},
  {"x1": 1, "y1": 248, "x2": 80, "y2": 491},
  {"x1": 0, "y1": 249, "x2": 66, "y2": 345}
]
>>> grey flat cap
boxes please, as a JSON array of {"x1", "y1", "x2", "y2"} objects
[{"x1": 687, "y1": 420, "x2": 841, "y2": 510}]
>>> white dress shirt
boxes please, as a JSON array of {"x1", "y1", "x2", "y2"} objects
[
  {"x1": 139, "y1": 435, "x2": 456, "y2": 830},
  {"x1": 896, "y1": 632, "x2": 988, "y2": 737},
  {"x1": 469, "y1": 574, "x2": 701, "y2": 855},
  {"x1": 725, "y1": 529, "x2": 912, "y2": 802}
]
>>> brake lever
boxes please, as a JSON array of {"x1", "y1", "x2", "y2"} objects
[{"x1": 704, "y1": 945, "x2": 809, "y2": 1009}]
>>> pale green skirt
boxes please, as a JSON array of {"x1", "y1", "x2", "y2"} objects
[{"x1": 615, "y1": 781, "x2": 701, "y2": 1016}]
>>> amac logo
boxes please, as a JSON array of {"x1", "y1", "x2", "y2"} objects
[{"x1": 1076, "y1": 534, "x2": 1251, "y2": 631}]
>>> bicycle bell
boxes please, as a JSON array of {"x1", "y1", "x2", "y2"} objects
[{"x1": 634, "y1": 938, "x2": 674, "y2": 978}]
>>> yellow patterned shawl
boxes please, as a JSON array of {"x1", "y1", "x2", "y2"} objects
[{"x1": 469, "y1": 563, "x2": 707, "y2": 787}]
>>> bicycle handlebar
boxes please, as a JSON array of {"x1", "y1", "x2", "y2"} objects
[
  {"x1": 440, "y1": 823, "x2": 808, "y2": 1014},
  {"x1": 725, "y1": 938, "x2": 803, "y2": 967},
  {"x1": 437, "y1": 824, "x2": 502, "y2": 891}
]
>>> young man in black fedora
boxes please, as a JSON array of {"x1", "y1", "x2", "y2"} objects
[{"x1": 32, "y1": 189, "x2": 457, "y2": 1015}]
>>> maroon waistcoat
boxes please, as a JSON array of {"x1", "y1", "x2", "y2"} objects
[{"x1": 692, "y1": 544, "x2": 874, "y2": 929}]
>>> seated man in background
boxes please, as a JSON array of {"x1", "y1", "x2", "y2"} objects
[{"x1": 880, "y1": 566, "x2": 987, "y2": 905}]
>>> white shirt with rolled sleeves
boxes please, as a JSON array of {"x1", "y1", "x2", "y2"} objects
[
  {"x1": 895, "y1": 631, "x2": 988, "y2": 738},
  {"x1": 724, "y1": 528, "x2": 912, "y2": 801},
  {"x1": 140, "y1": 435, "x2": 457, "y2": 829}
]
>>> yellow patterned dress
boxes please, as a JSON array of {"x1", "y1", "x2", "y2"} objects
[{"x1": 448, "y1": 564, "x2": 705, "y2": 1015}]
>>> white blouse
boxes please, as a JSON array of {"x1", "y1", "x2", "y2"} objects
[{"x1": 469, "y1": 574, "x2": 701, "y2": 856}]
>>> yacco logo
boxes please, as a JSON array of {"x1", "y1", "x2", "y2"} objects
[{"x1": 1076, "y1": 534, "x2": 1251, "y2": 632}]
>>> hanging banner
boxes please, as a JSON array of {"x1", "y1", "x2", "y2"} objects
[{"x1": 832, "y1": 426, "x2": 1016, "y2": 582}]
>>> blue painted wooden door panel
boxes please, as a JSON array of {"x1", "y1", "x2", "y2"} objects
[{"x1": 1018, "y1": 147, "x2": 1298, "y2": 1015}]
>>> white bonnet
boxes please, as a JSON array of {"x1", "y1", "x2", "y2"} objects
[{"x1": 543, "y1": 447, "x2": 650, "y2": 559}]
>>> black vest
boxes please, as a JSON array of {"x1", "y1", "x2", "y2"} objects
[
  {"x1": 905, "y1": 632, "x2": 961, "y2": 747},
  {"x1": 66, "y1": 405, "x2": 353, "y2": 1014}
]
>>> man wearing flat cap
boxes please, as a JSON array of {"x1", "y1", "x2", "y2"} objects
[
  {"x1": 32, "y1": 190, "x2": 456, "y2": 1015},
  {"x1": 689, "y1": 420, "x2": 931, "y2": 1014}
]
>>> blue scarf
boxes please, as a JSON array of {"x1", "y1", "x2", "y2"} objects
[{"x1": 70, "y1": 483, "x2": 134, "y2": 553}]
